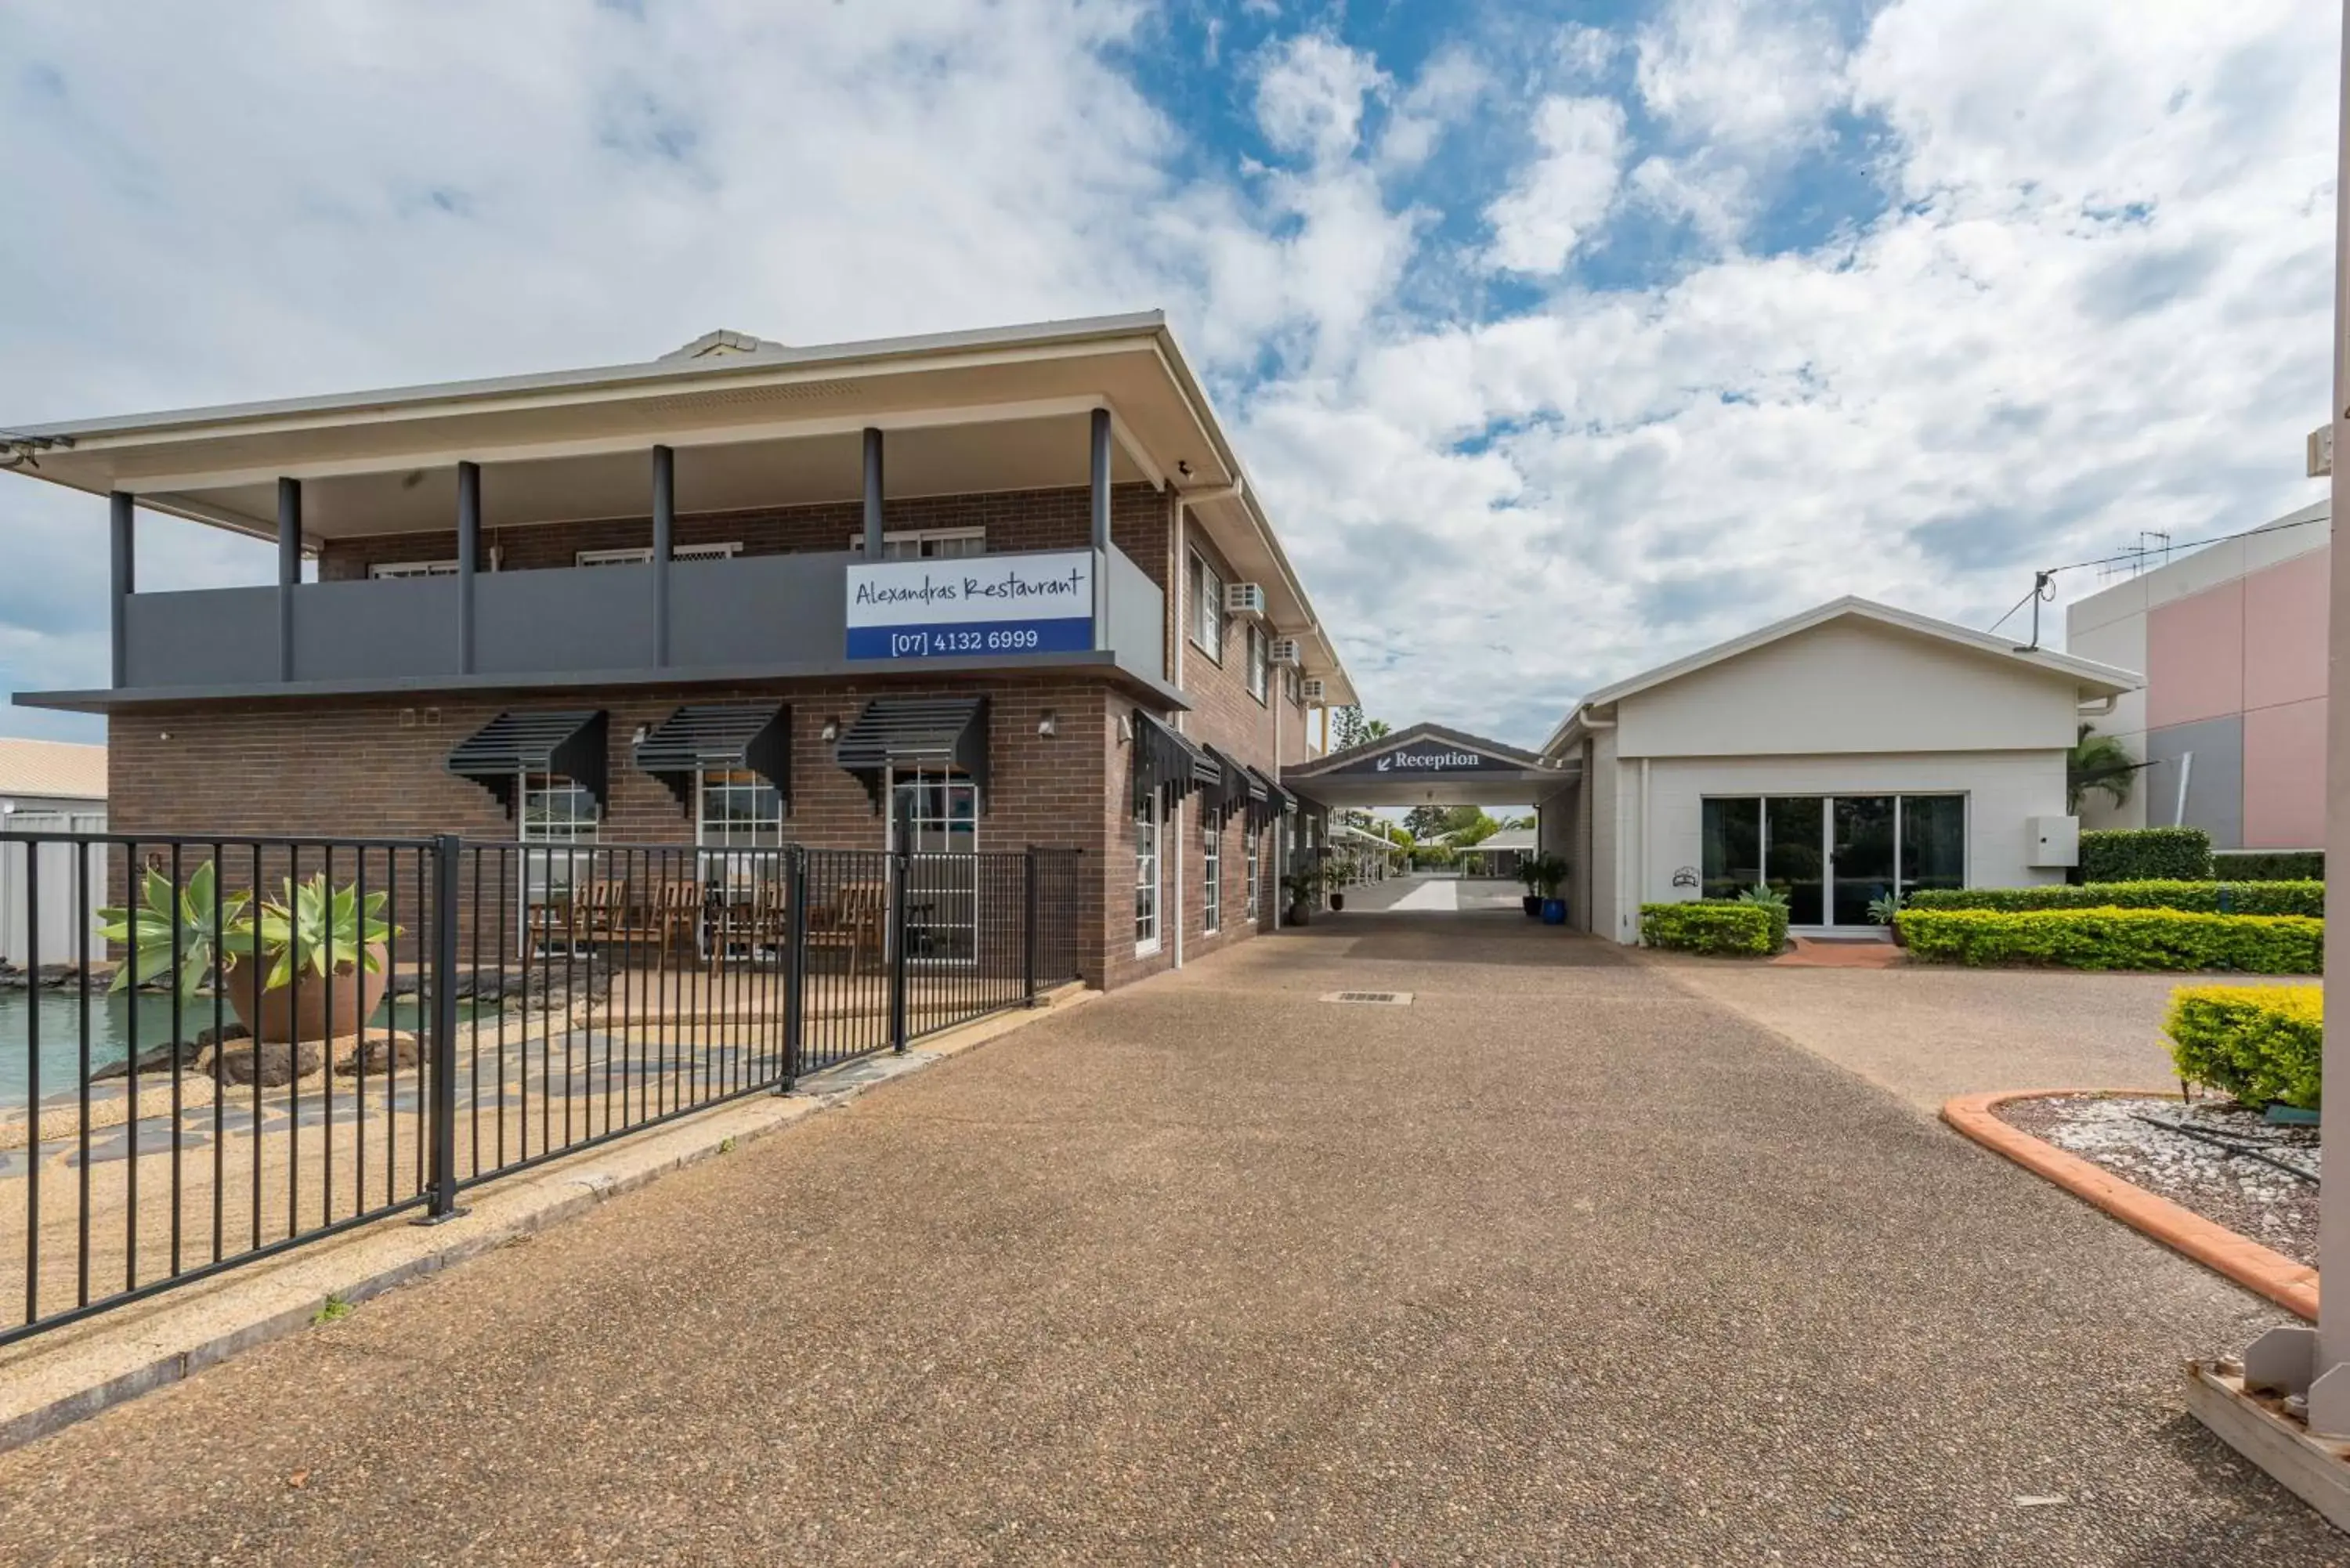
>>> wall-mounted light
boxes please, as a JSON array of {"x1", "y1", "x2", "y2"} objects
[
  {"x1": 157, "y1": 731, "x2": 172, "y2": 742},
  {"x1": 1115, "y1": 715, "x2": 1132, "y2": 744},
  {"x1": 1177, "y1": 460, "x2": 1193, "y2": 479},
  {"x1": 819, "y1": 717, "x2": 840, "y2": 742},
  {"x1": 631, "y1": 723, "x2": 649, "y2": 746},
  {"x1": 1037, "y1": 710, "x2": 1058, "y2": 739}
]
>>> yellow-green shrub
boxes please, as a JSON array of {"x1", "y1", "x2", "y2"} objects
[
  {"x1": 1640, "y1": 901, "x2": 1777, "y2": 956},
  {"x1": 1893, "y1": 906, "x2": 2323, "y2": 974},
  {"x1": 2164, "y1": 985, "x2": 2324, "y2": 1108}
]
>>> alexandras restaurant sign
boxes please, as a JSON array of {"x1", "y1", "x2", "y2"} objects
[{"x1": 844, "y1": 551, "x2": 1094, "y2": 662}]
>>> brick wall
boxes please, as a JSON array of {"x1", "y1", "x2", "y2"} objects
[
  {"x1": 1097, "y1": 493, "x2": 1316, "y2": 989},
  {"x1": 107, "y1": 676, "x2": 1118, "y2": 985},
  {"x1": 318, "y1": 483, "x2": 1167, "y2": 583}
]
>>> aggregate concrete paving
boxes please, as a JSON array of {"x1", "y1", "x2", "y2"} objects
[{"x1": 0, "y1": 908, "x2": 2339, "y2": 1565}]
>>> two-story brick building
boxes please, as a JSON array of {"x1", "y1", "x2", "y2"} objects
[{"x1": 1, "y1": 313, "x2": 1352, "y2": 989}]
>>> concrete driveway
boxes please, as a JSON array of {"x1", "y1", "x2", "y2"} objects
[{"x1": 0, "y1": 909, "x2": 2338, "y2": 1564}]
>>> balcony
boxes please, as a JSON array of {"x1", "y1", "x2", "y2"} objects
[{"x1": 91, "y1": 544, "x2": 1170, "y2": 706}]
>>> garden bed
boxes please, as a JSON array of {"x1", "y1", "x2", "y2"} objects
[{"x1": 1996, "y1": 1093, "x2": 2320, "y2": 1268}]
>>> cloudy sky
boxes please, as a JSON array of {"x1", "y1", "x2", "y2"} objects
[{"x1": 0, "y1": 0, "x2": 2337, "y2": 748}]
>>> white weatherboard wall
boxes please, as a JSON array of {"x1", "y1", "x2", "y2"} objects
[{"x1": 1589, "y1": 617, "x2": 2093, "y2": 942}]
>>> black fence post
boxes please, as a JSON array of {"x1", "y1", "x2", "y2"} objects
[
  {"x1": 888, "y1": 846, "x2": 909, "y2": 1054},
  {"x1": 1024, "y1": 844, "x2": 1040, "y2": 1007},
  {"x1": 780, "y1": 846, "x2": 807, "y2": 1093},
  {"x1": 418, "y1": 835, "x2": 468, "y2": 1224}
]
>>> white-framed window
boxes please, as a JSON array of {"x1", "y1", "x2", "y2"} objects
[
  {"x1": 1134, "y1": 794, "x2": 1162, "y2": 955},
  {"x1": 696, "y1": 768, "x2": 784, "y2": 849},
  {"x1": 1202, "y1": 811, "x2": 1222, "y2": 934},
  {"x1": 848, "y1": 527, "x2": 986, "y2": 560},
  {"x1": 1188, "y1": 548, "x2": 1226, "y2": 663},
  {"x1": 576, "y1": 542, "x2": 743, "y2": 567},
  {"x1": 889, "y1": 767, "x2": 980, "y2": 964},
  {"x1": 369, "y1": 558, "x2": 460, "y2": 580},
  {"x1": 519, "y1": 771, "x2": 601, "y2": 925},
  {"x1": 1246, "y1": 829, "x2": 1260, "y2": 923},
  {"x1": 1246, "y1": 623, "x2": 1270, "y2": 703}
]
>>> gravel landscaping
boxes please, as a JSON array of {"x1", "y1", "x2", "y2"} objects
[{"x1": 1999, "y1": 1093, "x2": 2321, "y2": 1266}]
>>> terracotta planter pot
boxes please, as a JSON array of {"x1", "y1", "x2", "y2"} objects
[{"x1": 222, "y1": 944, "x2": 391, "y2": 1045}]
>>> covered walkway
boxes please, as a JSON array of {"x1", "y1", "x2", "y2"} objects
[{"x1": 0, "y1": 915, "x2": 2323, "y2": 1562}]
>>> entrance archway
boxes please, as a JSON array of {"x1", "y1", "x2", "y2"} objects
[{"x1": 1281, "y1": 723, "x2": 1580, "y2": 917}]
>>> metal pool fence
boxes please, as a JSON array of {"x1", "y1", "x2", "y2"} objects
[{"x1": 0, "y1": 833, "x2": 1083, "y2": 1346}]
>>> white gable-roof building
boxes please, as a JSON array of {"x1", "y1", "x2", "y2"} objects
[{"x1": 1532, "y1": 598, "x2": 2142, "y2": 944}]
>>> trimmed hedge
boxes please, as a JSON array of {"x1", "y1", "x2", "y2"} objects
[
  {"x1": 1904, "y1": 880, "x2": 2323, "y2": 919},
  {"x1": 2164, "y1": 985, "x2": 2324, "y2": 1109},
  {"x1": 2214, "y1": 850, "x2": 2325, "y2": 883},
  {"x1": 1893, "y1": 906, "x2": 2323, "y2": 973},
  {"x1": 1641, "y1": 901, "x2": 1778, "y2": 956},
  {"x1": 2079, "y1": 826, "x2": 2213, "y2": 883}
]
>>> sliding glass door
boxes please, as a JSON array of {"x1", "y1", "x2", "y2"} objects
[{"x1": 1700, "y1": 793, "x2": 1965, "y2": 927}]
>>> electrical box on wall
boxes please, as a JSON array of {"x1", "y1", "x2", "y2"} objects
[{"x1": 2026, "y1": 815, "x2": 2080, "y2": 868}]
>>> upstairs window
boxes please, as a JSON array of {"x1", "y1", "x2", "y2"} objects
[
  {"x1": 1188, "y1": 549, "x2": 1226, "y2": 663},
  {"x1": 577, "y1": 542, "x2": 742, "y2": 567},
  {"x1": 1247, "y1": 624, "x2": 1270, "y2": 704},
  {"x1": 368, "y1": 558, "x2": 459, "y2": 580},
  {"x1": 848, "y1": 527, "x2": 986, "y2": 560}
]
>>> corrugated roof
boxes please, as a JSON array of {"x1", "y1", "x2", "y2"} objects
[{"x1": 0, "y1": 738, "x2": 107, "y2": 801}]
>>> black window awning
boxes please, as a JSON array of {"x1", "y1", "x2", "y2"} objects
[
  {"x1": 1242, "y1": 764, "x2": 1282, "y2": 831},
  {"x1": 634, "y1": 703, "x2": 790, "y2": 815},
  {"x1": 835, "y1": 696, "x2": 989, "y2": 814},
  {"x1": 446, "y1": 710, "x2": 609, "y2": 815},
  {"x1": 1203, "y1": 744, "x2": 1253, "y2": 819},
  {"x1": 1131, "y1": 710, "x2": 1216, "y2": 814}
]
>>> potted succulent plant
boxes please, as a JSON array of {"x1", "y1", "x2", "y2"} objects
[
  {"x1": 99, "y1": 862, "x2": 246, "y2": 999},
  {"x1": 1515, "y1": 858, "x2": 1545, "y2": 918},
  {"x1": 217, "y1": 874, "x2": 400, "y2": 1043}
]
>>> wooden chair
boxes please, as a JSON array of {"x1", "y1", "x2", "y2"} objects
[
  {"x1": 577, "y1": 878, "x2": 629, "y2": 949},
  {"x1": 804, "y1": 880, "x2": 887, "y2": 975},
  {"x1": 706, "y1": 880, "x2": 787, "y2": 976},
  {"x1": 647, "y1": 880, "x2": 704, "y2": 962}
]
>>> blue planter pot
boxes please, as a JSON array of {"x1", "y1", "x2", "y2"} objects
[{"x1": 1540, "y1": 898, "x2": 1567, "y2": 926}]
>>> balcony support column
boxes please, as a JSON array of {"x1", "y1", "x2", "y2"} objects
[
  {"x1": 861, "y1": 428, "x2": 884, "y2": 559},
  {"x1": 456, "y1": 461, "x2": 481, "y2": 675},
  {"x1": 276, "y1": 477, "x2": 301, "y2": 681},
  {"x1": 1090, "y1": 406, "x2": 1112, "y2": 651},
  {"x1": 108, "y1": 492, "x2": 133, "y2": 689},
  {"x1": 652, "y1": 444, "x2": 674, "y2": 667}
]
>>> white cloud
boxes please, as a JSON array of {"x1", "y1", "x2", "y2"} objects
[
  {"x1": 1253, "y1": 33, "x2": 1388, "y2": 166},
  {"x1": 1484, "y1": 96, "x2": 1629, "y2": 273},
  {"x1": 0, "y1": 0, "x2": 2337, "y2": 760}
]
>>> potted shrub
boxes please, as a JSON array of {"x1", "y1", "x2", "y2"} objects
[
  {"x1": 1515, "y1": 858, "x2": 1544, "y2": 918},
  {"x1": 1283, "y1": 864, "x2": 1324, "y2": 927},
  {"x1": 1535, "y1": 853, "x2": 1569, "y2": 925},
  {"x1": 221, "y1": 874, "x2": 400, "y2": 1044}
]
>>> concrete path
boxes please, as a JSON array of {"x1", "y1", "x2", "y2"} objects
[
  {"x1": 1654, "y1": 955, "x2": 2322, "y2": 1115},
  {"x1": 0, "y1": 911, "x2": 2339, "y2": 1564}
]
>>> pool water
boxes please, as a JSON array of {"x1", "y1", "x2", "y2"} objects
[{"x1": 0, "y1": 989, "x2": 446, "y2": 1107}]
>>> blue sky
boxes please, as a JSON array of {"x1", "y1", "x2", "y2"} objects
[{"x1": 0, "y1": 0, "x2": 2337, "y2": 749}]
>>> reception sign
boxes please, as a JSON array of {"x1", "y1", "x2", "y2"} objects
[{"x1": 845, "y1": 551, "x2": 1093, "y2": 662}]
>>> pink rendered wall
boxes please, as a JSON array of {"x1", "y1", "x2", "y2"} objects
[
  {"x1": 2245, "y1": 697, "x2": 2327, "y2": 849},
  {"x1": 2243, "y1": 546, "x2": 2330, "y2": 710},
  {"x1": 2146, "y1": 582, "x2": 2244, "y2": 728}
]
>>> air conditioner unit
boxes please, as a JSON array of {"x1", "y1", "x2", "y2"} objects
[
  {"x1": 1268, "y1": 637, "x2": 1303, "y2": 667},
  {"x1": 1300, "y1": 677, "x2": 1329, "y2": 705},
  {"x1": 1224, "y1": 581, "x2": 1267, "y2": 616}
]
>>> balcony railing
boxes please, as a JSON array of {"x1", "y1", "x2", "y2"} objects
[{"x1": 115, "y1": 547, "x2": 1166, "y2": 695}]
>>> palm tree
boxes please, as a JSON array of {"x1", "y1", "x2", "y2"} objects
[
  {"x1": 2067, "y1": 724, "x2": 2138, "y2": 812},
  {"x1": 1362, "y1": 719, "x2": 1391, "y2": 740}
]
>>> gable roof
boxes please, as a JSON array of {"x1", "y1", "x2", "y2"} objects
[
  {"x1": 1461, "y1": 826, "x2": 1536, "y2": 853},
  {"x1": 0, "y1": 738, "x2": 107, "y2": 800},
  {"x1": 1285, "y1": 721, "x2": 1546, "y2": 779},
  {"x1": 1543, "y1": 596, "x2": 2142, "y2": 757}
]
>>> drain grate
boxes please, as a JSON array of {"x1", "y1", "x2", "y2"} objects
[{"x1": 1321, "y1": 990, "x2": 1413, "y2": 1006}]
